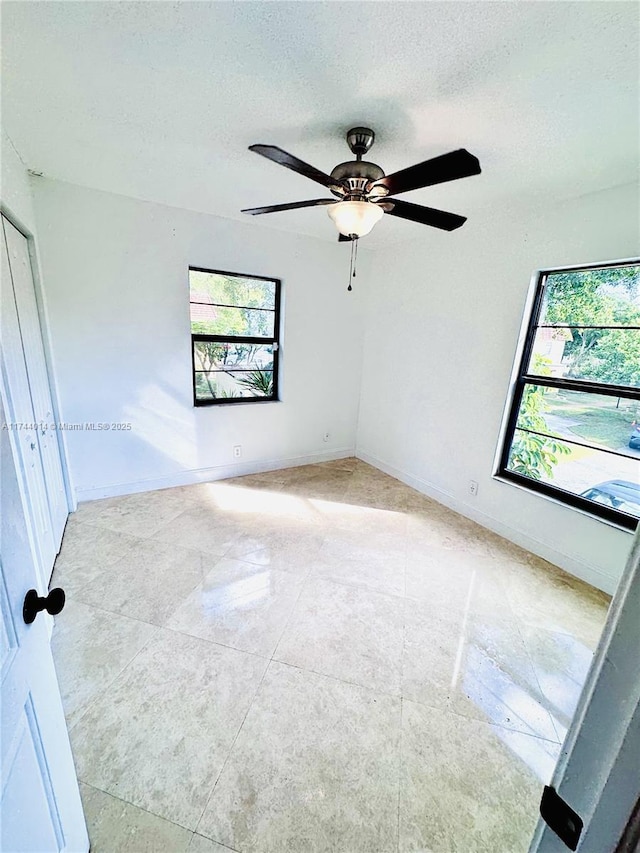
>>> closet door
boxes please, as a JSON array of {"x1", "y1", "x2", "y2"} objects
[
  {"x1": 2, "y1": 217, "x2": 68, "y2": 551},
  {"x1": 1, "y1": 220, "x2": 58, "y2": 583}
]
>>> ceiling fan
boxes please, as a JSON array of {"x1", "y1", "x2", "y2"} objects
[{"x1": 241, "y1": 126, "x2": 481, "y2": 241}]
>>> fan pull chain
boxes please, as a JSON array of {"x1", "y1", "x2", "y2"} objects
[{"x1": 347, "y1": 235, "x2": 358, "y2": 291}]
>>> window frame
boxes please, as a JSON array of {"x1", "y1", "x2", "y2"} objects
[
  {"x1": 495, "y1": 258, "x2": 640, "y2": 532},
  {"x1": 189, "y1": 266, "x2": 282, "y2": 407}
]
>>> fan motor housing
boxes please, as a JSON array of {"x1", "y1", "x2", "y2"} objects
[
  {"x1": 331, "y1": 160, "x2": 384, "y2": 182},
  {"x1": 330, "y1": 160, "x2": 387, "y2": 198}
]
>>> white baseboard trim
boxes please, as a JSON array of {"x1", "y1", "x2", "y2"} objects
[
  {"x1": 75, "y1": 447, "x2": 355, "y2": 503},
  {"x1": 357, "y1": 448, "x2": 618, "y2": 594}
]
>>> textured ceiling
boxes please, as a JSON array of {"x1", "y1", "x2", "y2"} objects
[{"x1": 2, "y1": 2, "x2": 638, "y2": 246}]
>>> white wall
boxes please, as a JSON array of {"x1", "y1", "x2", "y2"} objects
[
  {"x1": 32, "y1": 179, "x2": 366, "y2": 499},
  {"x1": 357, "y1": 183, "x2": 639, "y2": 593}
]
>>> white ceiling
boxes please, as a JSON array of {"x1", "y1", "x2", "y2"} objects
[{"x1": 2, "y1": 2, "x2": 638, "y2": 246}]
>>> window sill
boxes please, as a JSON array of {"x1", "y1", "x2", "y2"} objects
[
  {"x1": 492, "y1": 472, "x2": 637, "y2": 534},
  {"x1": 194, "y1": 397, "x2": 281, "y2": 408}
]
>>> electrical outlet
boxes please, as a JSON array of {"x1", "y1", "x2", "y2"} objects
[
  {"x1": 323, "y1": 431, "x2": 330, "y2": 443},
  {"x1": 233, "y1": 445, "x2": 242, "y2": 459},
  {"x1": 469, "y1": 479, "x2": 479, "y2": 497}
]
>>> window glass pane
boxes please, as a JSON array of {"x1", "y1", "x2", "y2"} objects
[
  {"x1": 526, "y1": 327, "x2": 640, "y2": 388},
  {"x1": 190, "y1": 270, "x2": 275, "y2": 310},
  {"x1": 195, "y1": 369, "x2": 274, "y2": 402},
  {"x1": 194, "y1": 342, "x2": 273, "y2": 372},
  {"x1": 515, "y1": 386, "x2": 640, "y2": 460},
  {"x1": 507, "y1": 428, "x2": 640, "y2": 519},
  {"x1": 191, "y1": 303, "x2": 274, "y2": 337},
  {"x1": 539, "y1": 264, "x2": 640, "y2": 328},
  {"x1": 194, "y1": 341, "x2": 274, "y2": 401}
]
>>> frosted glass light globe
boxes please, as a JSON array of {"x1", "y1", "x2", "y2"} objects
[{"x1": 327, "y1": 201, "x2": 384, "y2": 237}]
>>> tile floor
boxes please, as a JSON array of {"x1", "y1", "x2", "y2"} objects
[{"x1": 51, "y1": 459, "x2": 611, "y2": 853}]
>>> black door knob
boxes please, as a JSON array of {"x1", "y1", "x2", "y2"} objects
[{"x1": 23, "y1": 588, "x2": 66, "y2": 625}]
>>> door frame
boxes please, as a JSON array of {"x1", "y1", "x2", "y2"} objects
[
  {"x1": 529, "y1": 526, "x2": 640, "y2": 852},
  {"x1": 1, "y1": 200, "x2": 75, "y2": 515}
]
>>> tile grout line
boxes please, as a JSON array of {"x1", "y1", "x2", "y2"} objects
[
  {"x1": 78, "y1": 779, "x2": 195, "y2": 836},
  {"x1": 54, "y1": 511, "x2": 225, "y2": 592},
  {"x1": 64, "y1": 594, "x2": 276, "y2": 664},
  {"x1": 191, "y1": 657, "x2": 271, "y2": 843},
  {"x1": 269, "y1": 563, "x2": 317, "y2": 662},
  {"x1": 401, "y1": 691, "x2": 564, "y2": 747},
  {"x1": 510, "y1": 610, "x2": 567, "y2": 747},
  {"x1": 269, "y1": 657, "x2": 402, "y2": 702},
  {"x1": 64, "y1": 626, "x2": 159, "y2": 734},
  {"x1": 80, "y1": 779, "x2": 242, "y2": 852},
  {"x1": 309, "y1": 568, "x2": 409, "y2": 602}
]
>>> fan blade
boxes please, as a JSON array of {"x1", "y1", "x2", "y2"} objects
[
  {"x1": 384, "y1": 199, "x2": 467, "y2": 231},
  {"x1": 371, "y1": 149, "x2": 481, "y2": 196},
  {"x1": 242, "y1": 199, "x2": 335, "y2": 215},
  {"x1": 249, "y1": 145, "x2": 341, "y2": 190}
]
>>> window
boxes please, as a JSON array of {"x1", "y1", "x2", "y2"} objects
[
  {"x1": 497, "y1": 260, "x2": 640, "y2": 530},
  {"x1": 189, "y1": 267, "x2": 281, "y2": 406}
]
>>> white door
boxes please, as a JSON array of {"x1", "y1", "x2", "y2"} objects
[
  {"x1": 1, "y1": 391, "x2": 88, "y2": 853},
  {"x1": 1, "y1": 219, "x2": 58, "y2": 585},
  {"x1": 2, "y1": 217, "x2": 67, "y2": 553}
]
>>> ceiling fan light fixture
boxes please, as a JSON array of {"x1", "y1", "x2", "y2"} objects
[
  {"x1": 327, "y1": 200, "x2": 384, "y2": 237},
  {"x1": 245, "y1": 130, "x2": 480, "y2": 238}
]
